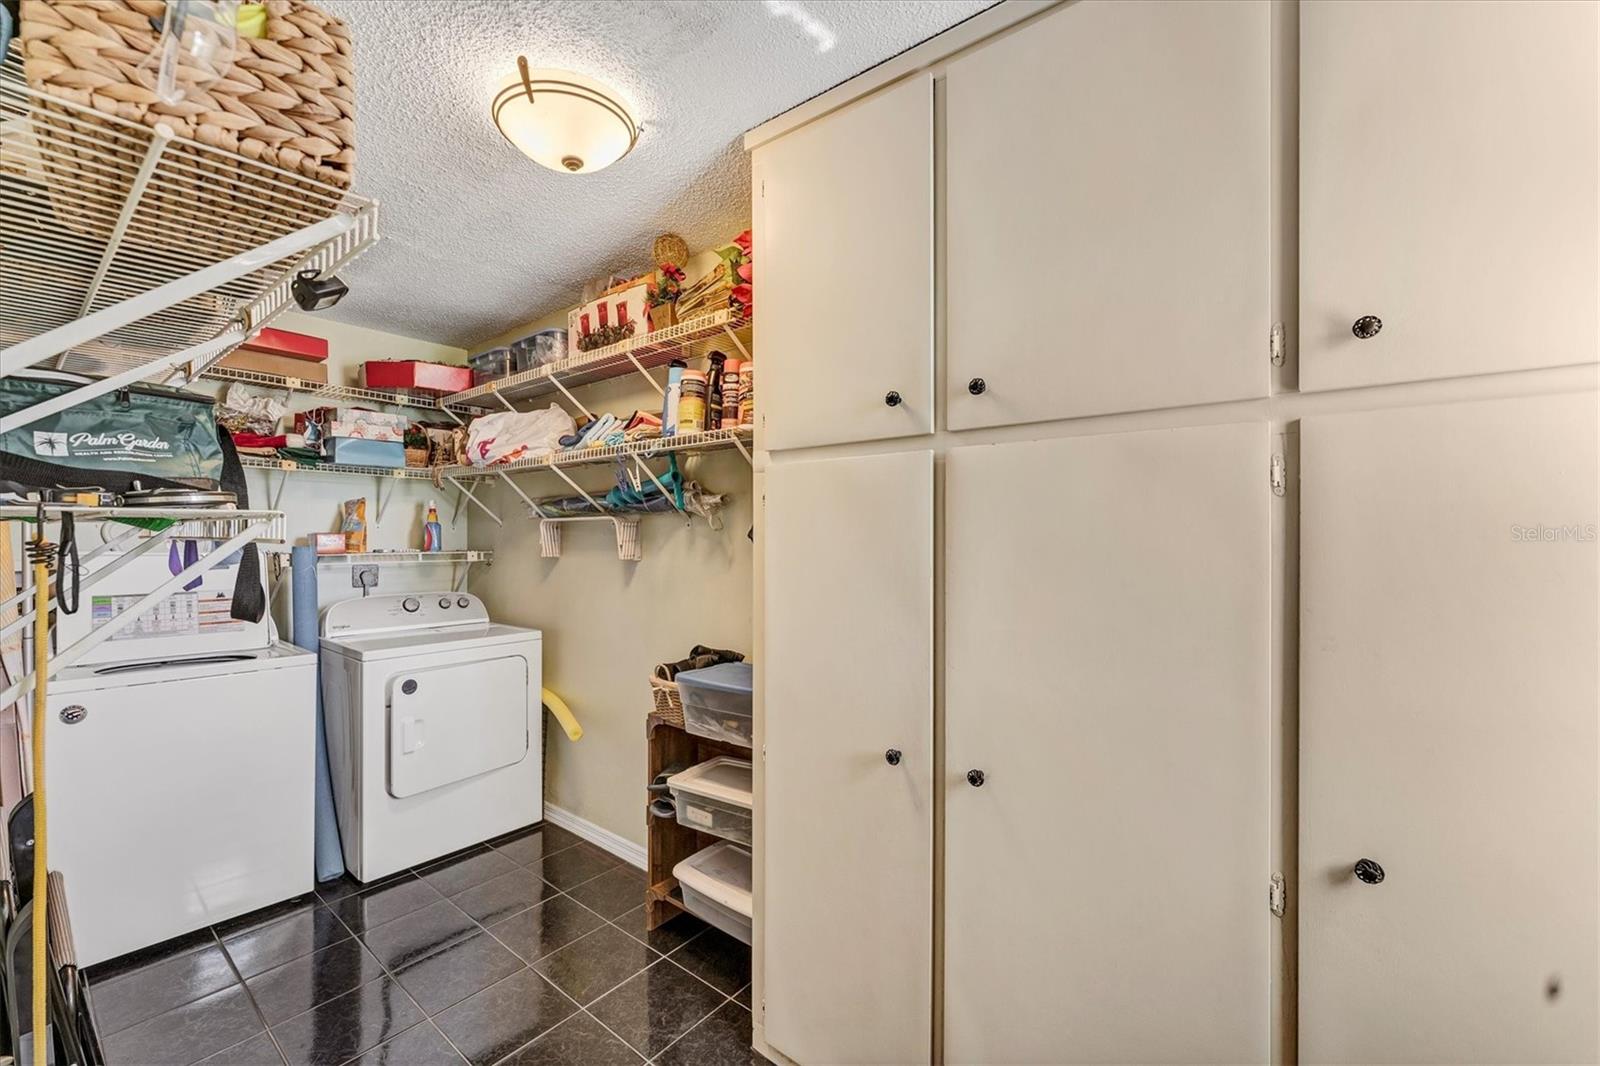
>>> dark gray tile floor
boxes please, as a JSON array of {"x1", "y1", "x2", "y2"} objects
[{"x1": 84, "y1": 824, "x2": 766, "y2": 1066}]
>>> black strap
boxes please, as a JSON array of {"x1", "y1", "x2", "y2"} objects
[
  {"x1": 56, "y1": 511, "x2": 80, "y2": 615},
  {"x1": 216, "y1": 427, "x2": 266, "y2": 624}
]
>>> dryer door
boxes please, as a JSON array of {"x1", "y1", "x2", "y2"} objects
[{"x1": 387, "y1": 654, "x2": 529, "y2": 799}]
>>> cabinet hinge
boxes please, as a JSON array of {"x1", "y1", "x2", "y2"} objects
[
  {"x1": 1269, "y1": 873, "x2": 1287, "y2": 917},
  {"x1": 1269, "y1": 321, "x2": 1286, "y2": 367},
  {"x1": 1270, "y1": 453, "x2": 1287, "y2": 497}
]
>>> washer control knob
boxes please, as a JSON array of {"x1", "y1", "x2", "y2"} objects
[
  {"x1": 439, "y1": 597, "x2": 452, "y2": 609},
  {"x1": 402, "y1": 597, "x2": 420, "y2": 613},
  {"x1": 457, "y1": 596, "x2": 471, "y2": 608}
]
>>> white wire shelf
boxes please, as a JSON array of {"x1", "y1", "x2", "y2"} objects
[
  {"x1": 202, "y1": 364, "x2": 450, "y2": 413},
  {"x1": 444, "y1": 425, "x2": 753, "y2": 479},
  {"x1": 0, "y1": 50, "x2": 376, "y2": 408},
  {"x1": 0, "y1": 503, "x2": 286, "y2": 542},
  {"x1": 441, "y1": 308, "x2": 751, "y2": 410},
  {"x1": 240, "y1": 456, "x2": 437, "y2": 480},
  {"x1": 262, "y1": 548, "x2": 491, "y2": 565}
]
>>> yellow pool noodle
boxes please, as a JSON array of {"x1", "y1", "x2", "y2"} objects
[{"x1": 542, "y1": 688, "x2": 582, "y2": 741}]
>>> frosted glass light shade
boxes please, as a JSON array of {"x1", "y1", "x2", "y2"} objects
[{"x1": 492, "y1": 63, "x2": 639, "y2": 174}]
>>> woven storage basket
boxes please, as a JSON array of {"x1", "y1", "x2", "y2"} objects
[
  {"x1": 650, "y1": 676, "x2": 685, "y2": 728},
  {"x1": 17, "y1": 0, "x2": 354, "y2": 246}
]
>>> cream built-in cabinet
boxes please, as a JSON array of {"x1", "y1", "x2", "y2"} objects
[
  {"x1": 754, "y1": 75, "x2": 933, "y2": 451},
  {"x1": 1298, "y1": 394, "x2": 1598, "y2": 1064},
  {"x1": 1299, "y1": 0, "x2": 1599, "y2": 391},
  {"x1": 762, "y1": 450, "x2": 933, "y2": 1066},
  {"x1": 945, "y1": 0, "x2": 1272, "y2": 430},
  {"x1": 945, "y1": 423, "x2": 1272, "y2": 1063},
  {"x1": 752, "y1": 1, "x2": 1600, "y2": 1064}
]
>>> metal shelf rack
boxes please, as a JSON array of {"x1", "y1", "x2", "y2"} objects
[
  {"x1": 439, "y1": 308, "x2": 751, "y2": 411},
  {"x1": 0, "y1": 52, "x2": 379, "y2": 433},
  {"x1": 238, "y1": 456, "x2": 436, "y2": 528},
  {"x1": 201, "y1": 365, "x2": 450, "y2": 413},
  {"x1": 0, "y1": 505, "x2": 288, "y2": 707}
]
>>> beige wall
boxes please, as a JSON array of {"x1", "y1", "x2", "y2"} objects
[{"x1": 465, "y1": 334, "x2": 754, "y2": 851}]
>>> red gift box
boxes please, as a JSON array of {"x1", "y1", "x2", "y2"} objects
[
  {"x1": 241, "y1": 327, "x2": 329, "y2": 361},
  {"x1": 358, "y1": 360, "x2": 472, "y2": 395}
]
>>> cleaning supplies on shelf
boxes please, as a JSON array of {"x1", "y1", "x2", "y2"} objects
[
  {"x1": 722, "y1": 359, "x2": 743, "y2": 428},
  {"x1": 422, "y1": 502, "x2": 443, "y2": 552},
  {"x1": 678, "y1": 369, "x2": 708, "y2": 433},
  {"x1": 705, "y1": 351, "x2": 726, "y2": 430},
  {"x1": 738, "y1": 362, "x2": 755, "y2": 426},
  {"x1": 661, "y1": 359, "x2": 687, "y2": 436}
]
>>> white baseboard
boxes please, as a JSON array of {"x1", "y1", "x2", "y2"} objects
[{"x1": 543, "y1": 803, "x2": 646, "y2": 870}]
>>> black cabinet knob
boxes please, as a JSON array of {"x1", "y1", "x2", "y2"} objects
[
  {"x1": 1351, "y1": 315, "x2": 1383, "y2": 340},
  {"x1": 884, "y1": 749, "x2": 902, "y2": 766},
  {"x1": 884, "y1": 390, "x2": 902, "y2": 407},
  {"x1": 966, "y1": 769, "x2": 985, "y2": 787},
  {"x1": 967, "y1": 377, "x2": 987, "y2": 396},
  {"x1": 1353, "y1": 857, "x2": 1385, "y2": 884}
]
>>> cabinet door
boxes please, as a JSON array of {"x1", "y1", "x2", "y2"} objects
[
  {"x1": 945, "y1": 0, "x2": 1270, "y2": 432},
  {"x1": 945, "y1": 424, "x2": 1272, "y2": 1063},
  {"x1": 1299, "y1": 395, "x2": 1599, "y2": 1064},
  {"x1": 755, "y1": 76, "x2": 933, "y2": 451},
  {"x1": 763, "y1": 450, "x2": 933, "y2": 1064},
  {"x1": 1300, "y1": 1, "x2": 1599, "y2": 391}
]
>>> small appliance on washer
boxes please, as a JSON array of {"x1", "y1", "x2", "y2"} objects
[
  {"x1": 320, "y1": 592, "x2": 543, "y2": 882},
  {"x1": 43, "y1": 645, "x2": 316, "y2": 967}
]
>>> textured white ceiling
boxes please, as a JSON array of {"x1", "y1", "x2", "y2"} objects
[{"x1": 316, "y1": 0, "x2": 991, "y2": 349}]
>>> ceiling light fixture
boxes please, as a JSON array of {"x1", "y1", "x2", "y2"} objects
[{"x1": 491, "y1": 57, "x2": 640, "y2": 174}]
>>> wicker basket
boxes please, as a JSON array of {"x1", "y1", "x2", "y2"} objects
[
  {"x1": 17, "y1": 0, "x2": 354, "y2": 245},
  {"x1": 404, "y1": 447, "x2": 429, "y2": 468},
  {"x1": 650, "y1": 676, "x2": 685, "y2": 728}
]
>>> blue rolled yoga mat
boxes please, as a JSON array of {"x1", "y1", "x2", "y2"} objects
[{"x1": 291, "y1": 546, "x2": 346, "y2": 882}]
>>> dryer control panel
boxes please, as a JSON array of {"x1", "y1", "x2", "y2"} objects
[{"x1": 322, "y1": 592, "x2": 490, "y2": 638}]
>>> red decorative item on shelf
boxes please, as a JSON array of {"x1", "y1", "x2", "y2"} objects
[{"x1": 357, "y1": 360, "x2": 472, "y2": 395}]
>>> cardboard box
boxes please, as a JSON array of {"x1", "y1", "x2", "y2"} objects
[
  {"x1": 358, "y1": 360, "x2": 471, "y2": 394},
  {"x1": 242, "y1": 327, "x2": 329, "y2": 361},
  {"x1": 216, "y1": 347, "x2": 331, "y2": 384},
  {"x1": 309, "y1": 532, "x2": 345, "y2": 555},
  {"x1": 295, "y1": 408, "x2": 410, "y2": 444},
  {"x1": 325, "y1": 437, "x2": 406, "y2": 468}
]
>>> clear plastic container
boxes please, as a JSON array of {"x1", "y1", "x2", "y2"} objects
[
  {"x1": 677, "y1": 662, "x2": 752, "y2": 748},
  {"x1": 469, "y1": 347, "x2": 511, "y2": 385},
  {"x1": 512, "y1": 328, "x2": 568, "y2": 372},
  {"x1": 674, "y1": 841, "x2": 751, "y2": 945},
  {"x1": 668, "y1": 757, "x2": 752, "y2": 844}
]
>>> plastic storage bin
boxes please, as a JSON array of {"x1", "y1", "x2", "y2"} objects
[
  {"x1": 469, "y1": 347, "x2": 512, "y2": 385},
  {"x1": 677, "y1": 662, "x2": 753, "y2": 748},
  {"x1": 668, "y1": 757, "x2": 752, "y2": 844},
  {"x1": 674, "y1": 841, "x2": 752, "y2": 945},
  {"x1": 513, "y1": 329, "x2": 568, "y2": 372}
]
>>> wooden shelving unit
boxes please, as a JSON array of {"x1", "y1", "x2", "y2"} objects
[{"x1": 644, "y1": 711, "x2": 750, "y2": 929}]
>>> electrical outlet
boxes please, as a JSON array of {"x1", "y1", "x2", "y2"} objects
[{"x1": 352, "y1": 565, "x2": 379, "y2": 591}]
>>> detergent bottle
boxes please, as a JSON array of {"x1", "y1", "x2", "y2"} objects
[{"x1": 422, "y1": 501, "x2": 443, "y2": 552}]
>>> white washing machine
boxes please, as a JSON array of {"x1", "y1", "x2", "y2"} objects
[
  {"x1": 43, "y1": 644, "x2": 316, "y2": 966},
  {"x1": 320, "y1": 592, "x2": 543, "y2": 883}
]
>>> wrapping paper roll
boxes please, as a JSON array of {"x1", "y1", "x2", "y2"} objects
[{"x1": 291, "y1": 546, "x2": 346, "y2": 882}]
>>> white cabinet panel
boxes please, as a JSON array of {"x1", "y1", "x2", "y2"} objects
[
  {"x1": 763, "y1": 450, "x2": 933, "y2": 1064},
  {"x1": 945, "y1": 0, "x2": 1270, "y2": 431},
  {"x1": 755, "y1": 76, "x2": 933, "y2": 450},
  {"x1": 944, "y1": 424, "x2": 1272, "y2": 1064},
  {"x1": 1299, "y1": 394, "x2": 1600, "y2": 1064},
  {"x1": 1300, "y1": 1, "x2": 1600, "y2": 391}
]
